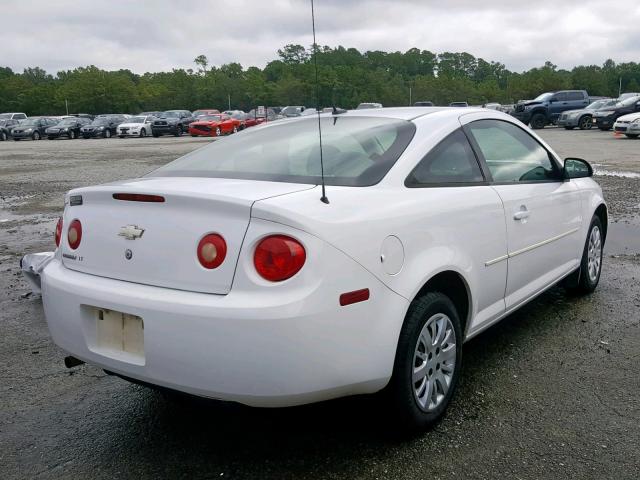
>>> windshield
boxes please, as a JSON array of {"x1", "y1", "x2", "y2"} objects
[
  {"x1": 617, "y1": 95, "x2": 640, "y2": 107},
  {"x1": 200, "y1": 115, "x2": 222, "y2": 121},
  {"x1": 57, "y1": 118, "x2": 78, "y2": 126},
  {"x1": 20, "y1": 119, "x2": 39, "y2": 126},
  {"x1": 281, "y1": 106, "x2": 301, "y2": 116},
  {"x1": 533, "y1": 93, "x2": 553, "y2": 102},
  {"x1": 91, "y1": 118, "x2": 111, "y2": 126},
  {"x1": 162, "y1": 111, "x2": 180, "y2": 118},
  {"x1": 127, "y1": 116, "x2": 146, "y2": 123},
  {"x1": 0, "y1": 113, "x2": 12, "y2": 119},
  {"x1": 587, "y1": 99, "x2": 614, "y2": 110},
  {"x1": 151, "y1": 116, "x2": 416, "y2": 187}
]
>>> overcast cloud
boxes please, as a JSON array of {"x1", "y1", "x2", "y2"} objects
[{"x1": 2, "y1": 0, "x2": 639, "y2": 74}]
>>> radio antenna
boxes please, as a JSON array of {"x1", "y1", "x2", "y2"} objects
[{"x1": 310, "y1": 0, "x2": 329, "y2": 204}]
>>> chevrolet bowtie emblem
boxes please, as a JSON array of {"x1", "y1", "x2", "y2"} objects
[{"x1": 118, "y1": 225, "x2": 145, "y2": 240}]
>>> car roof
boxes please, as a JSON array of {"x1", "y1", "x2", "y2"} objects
[{"x1": 343, "y1": 106, "x2": 476, "y2": 121}]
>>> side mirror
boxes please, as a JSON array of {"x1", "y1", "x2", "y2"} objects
[{"x1": 564, "y1": 158, "x2": 593, "y2": 179}]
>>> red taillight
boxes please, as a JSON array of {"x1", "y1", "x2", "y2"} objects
[
  {"x1": 67, "y1": 219, "x2": 82, "y2": 250},
  {"x1": 254, "y1": 235, "x2": 306, "y2": 282},
  {"x1": 197, "y1": 233, "x2": 227, "y2": 269},
  {"x1": 55, "y1": 217, "x2": 63, "y2": 247},
  {"x1": 113, "y1": 193, "x2": 165, "y2": 203}
]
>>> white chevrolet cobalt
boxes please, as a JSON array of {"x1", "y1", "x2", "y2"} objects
[{"x1": 32, "y1": 107, "x2": 606, "y2": 430}]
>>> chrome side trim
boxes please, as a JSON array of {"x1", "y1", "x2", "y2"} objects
[{"x1": 485, "y1": 228, "x2": 580, "y2": 267}]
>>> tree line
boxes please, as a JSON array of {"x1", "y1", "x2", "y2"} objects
[{"x1": 1, "y1": 44, "x2": 640, "y2": 116}]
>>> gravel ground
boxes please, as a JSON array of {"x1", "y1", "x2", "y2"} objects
[{"x1": 0, "y1": 129, "x2": 638, "y2": 479}]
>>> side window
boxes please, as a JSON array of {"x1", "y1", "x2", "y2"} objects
[
  {"x1": 566, "y1": 92, "x2": 583, "y2": 101},
  {"x1": 406, "y1": 129, "x2": 484, "y2": 186},
  {"x1": 553, "y1": 92, "x2": 568, "y2": 102},
  {"x1": 467, "y1": 120, "x2": 559, "y2": 183}
]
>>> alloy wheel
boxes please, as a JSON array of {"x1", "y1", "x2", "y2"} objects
[
  {"x1": 412, "y1": 313, "x2": 457, "y2": 412},
  {"x1": 587, "y1": 226, "x2": 602, "y2": 283}
]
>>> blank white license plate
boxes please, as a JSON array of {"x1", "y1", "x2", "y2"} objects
[{"x1": 95, "y1": 308, "x2": 144, "y2": 357}]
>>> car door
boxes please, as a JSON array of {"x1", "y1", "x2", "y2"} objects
[
  {"x1": 405, "y1": 127, "x2": 508, "y2": 333},
  {"x1": 549, "y1": 92, "x2": 568, "y2": 119},
  {"x1": 464, "y1": 118, "x2": 582, "y2": 309}
]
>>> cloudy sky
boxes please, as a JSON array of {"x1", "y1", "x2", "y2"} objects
[{"x1": 2, "y1": 0, "x2": 639, "y2": 74}]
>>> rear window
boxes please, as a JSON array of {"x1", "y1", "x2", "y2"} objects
[{"x1": 151, "y1": 116, "x2": 416, "y2": 186}]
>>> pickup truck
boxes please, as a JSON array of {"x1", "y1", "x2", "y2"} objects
[{"x1": 511, "y1": 90, "x2": 590, "y2": 129}]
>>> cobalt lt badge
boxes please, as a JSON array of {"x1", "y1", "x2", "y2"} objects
[{"x1": 125, "y1": 249, "x2": 133, "y2": 260}]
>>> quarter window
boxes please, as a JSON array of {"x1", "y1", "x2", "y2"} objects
[
  {"x1": 467, "y1": 120, "x2": 559, "y2": 183},
  {"x1": 406, "y1": 129, "x2": 484, "y2": 186}
]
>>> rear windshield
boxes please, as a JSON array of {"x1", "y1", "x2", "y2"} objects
[{"x1": 151, "y1": 116, "x2": 416, "y2": 186}]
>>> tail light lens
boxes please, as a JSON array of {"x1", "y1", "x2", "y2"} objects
[
  {"x1": 67, "y1": 219, "x2": 82, "y2": 250},
  {"x1": 197, "y1": 233, "x2": 227, "y2": 269},
  {"x1": 254, "y1": 235, "x2": 306, "y2": 282},
  {"x1": 55, "y1": 217, "x2": 63, "y2": 247}
]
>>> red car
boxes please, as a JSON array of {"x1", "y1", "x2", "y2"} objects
[
  {"x1": 188, "y1": 114, "x2": 241, "y2": 137},
  {"x1": 192, "y1": 109, "x2": 220, "y2": 119}
]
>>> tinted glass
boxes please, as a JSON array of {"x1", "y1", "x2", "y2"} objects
[
  {"x1": 566, "y1": 92, "x2": 584, "y2": 101},
  {"x1": 406, "y1": 129, "x2": 483, "y2": 186},
  {"x1": 152, "y1": 116, "x2": 416, "y2": 186},
  {"x1": 553, "y1": 92, "x2": 568, "y2": 102},
  {"x1": 468, "y1": 120, "x2": 558, "y2": 183}
]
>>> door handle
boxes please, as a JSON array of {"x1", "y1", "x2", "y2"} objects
[{"x1": 513, "y1": 207, "x2": 530, "y2": 221}]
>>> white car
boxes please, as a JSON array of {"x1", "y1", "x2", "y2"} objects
[
  {"x1": 31, "y1": 107, "x2": 606, "y2": 430},
  {"x1": 613, "y1": 112, "x2": 640, "y2": 139},
  {"x1": 117, "y1": 115, "x2": 155, "y2": 138}
]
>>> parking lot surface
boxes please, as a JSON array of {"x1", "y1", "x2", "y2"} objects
[{"x1": 1, "y1": 130, "x2": 638, "y2": 479}]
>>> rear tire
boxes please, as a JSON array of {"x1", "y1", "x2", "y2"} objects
[
  {"x1": 32, "y1": 131, "x2": 41, "y2": 140},
  {"x1": 386, "y1": 292, "x2": 463, "y2": 431},
  {"x1": 104, "y1": 129, "x2": 112, "y2": 138},
  {"x1": 567, "y1": 216, "x2": 604, "y2": 295},
  {"x1": 0, "y1": 131, "x2": 7, "y2": 141},
  {"x1": 215, "y1": 126, "x2": 221, "y2": 136},
  {"x1": 530, "y1": 113, "x2": 546, "y2": 129},
  {"x1": 69, "y1": 130, "x2": 76, "y2": 139}
]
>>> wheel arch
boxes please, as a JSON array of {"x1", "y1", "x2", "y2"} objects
[
  {"x1": 594, "y1": 203, "x2": 608, "y2": 242},
  {"x1": 410, "y1": 269, "x2": 472, "y2": 337}
]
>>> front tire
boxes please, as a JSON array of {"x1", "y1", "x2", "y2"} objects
[
  {"x1": 140, "y1": 128, "x2": 146, "y2": 138},
  {"x1": 174, "y1": 125, "x2": 182, "y2": 137},
  {"x1": 578, "y1": 116, "x2": 592, "y2": 130},
  {"x1": 104, "y1": 129, "x2": 112, "y2": 138},
  {"x1": 69, "y1": 130, "x2": 76, "y2": 139},
  {"x1": 387, "y1": 292, "x2": 462, "y2": 431},
  {"x1": 568, "y1": 216, "x2": 604, "y2": 295},
  {"x1": 32, "y1": 131, "x2": 41, "y2": 140},
  {"x1": 0, "y1": 131, "x2": 7, "y2": 141},
  {"x1": 530, "y1": 113, "x2": 546, "y2": 129},
  {"x1": 215, "y1": 126, "x2": 221, "y2": 136}
]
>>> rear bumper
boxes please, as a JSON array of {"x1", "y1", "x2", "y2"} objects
[
  {"x1": 557, "y1": 117, "x2": 579, "y2": 127},
  {"x1": 41, "y1": 257, "x2": 408, "y2": 407}
]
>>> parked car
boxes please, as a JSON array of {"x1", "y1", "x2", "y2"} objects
[
  {"x1": 46, "y1": 117, "x2": 91, "y2": 140},
  {"x1": 280, "y1": 106, "x2": 306, "y2": 117},
  {"x1": 356, "y1": 102, "x2": 383, "y2": 109},
  {"x1": 482, "y1": 103, "x2": 501, "y2": 110},
  {"x1": 81, "y1": 115, "x2": 126, "y2": 138},
  {"x1": 69, "y1": 113, "x2": 94, "y2": 120},
  {"x1": 152, "y1": 110, "x2": 194, "y2": 137},
  {"x1": 617, "y1": 92, "x2": 640, "y2": 102},
  {"x1": 224, "y1": 110, "x2": 248, "y2": 130},
  {"x1": 613, "y1": 112, "x2": 640, "y2": 138},
  {"x1": 138, "y1": 111, "x2": 163, "y2": 118},
  {"x1": 11, "y1": 117, "x2": 58, "y2": 140},
  {"x1": 0, "y1": 119, "x2": 20, "y2": 141},
  {"x1": 511, "y1": 90, "x2": 590, "y2": 129},
  {"x1": 592, "y1": 95, "x2": 640, "y2": 131},
  {"x1": 246, "y1": 108, "x2": 278, "y2": 125},
  {"x1": 556, "y1": 98, "x2": 616, "y2": 130},
  {"x1": 414, "y1": 101, "x2": 434, "y2": 107},
  {"x1": 192, "y1": 109, "x2": 220, "y2": 119},
  {"x1": 117, "y1": 115, "x2": 156, "y2": 138},
  {"x1": 36, "y1": 107, "x2": 606, "y2": 431},
  {"x1": 0, "y1": 112, "x2": 27, "y2": 120},
  {"x1": 188, "y1": 113, "x2": 240, "y2": 137},
  {"x1": 449, "y1": 102, "x2": 469, "y2": 108}
]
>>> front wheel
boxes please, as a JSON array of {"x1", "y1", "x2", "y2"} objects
[
  {"x1": 32, "y1": 131, "x2": 41, "y2": 140},
  {"x1": 174, "y1": 125, "x2": 182, "y2": 137},
  {"x1": 69, "y1": 130, "x2": 76, "y2": 139},
  {"x1": 530, "y1": 113, "x2": 546, "y2": 129},
  {"x1": 387, "y1": 292, "x2": 462, "y2": 431},
  {"x1": 215, "y1": 127, "x2": 221, "y2": 136},
  {"x1": 140, "y1": 128, "x2": 146, "y2": 138},
  {"x1": 232, "y1": 125, "x2": 238, "y2": 134},
  {"x1": 568, "y1": 216, "x2": 604, "y2": 295},
  {"x1": 0, "y1": 131, "x2": 7, "y2": 141},
  {"x1": 578, "y1": 116, "x2": 592, "y2": 130},
  {"x1": 104, "y1": 129, "x2": 112, "y2": 138}
]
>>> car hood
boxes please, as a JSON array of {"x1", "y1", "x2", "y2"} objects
[
  {"x1": 155, "y1": 117, "x2": 180, "y2": 123},
  {"x1": 190, "y1": 120, "x2": 220, "y2": 126},
  {"x1": 615, "y1": 112, "x2": 640, "y2": 122}
]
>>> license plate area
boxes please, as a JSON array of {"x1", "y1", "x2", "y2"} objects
[{"x1": 85, "y1": 307, "x2": 145, "y2": 365}]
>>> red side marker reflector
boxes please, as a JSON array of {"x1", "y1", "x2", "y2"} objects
[
  {"x1": 113, "y1": 193, "x2": 165, "y2": 202},
  {"x1": 339, "y1": 288, "x2": 370, "y2": 306}
]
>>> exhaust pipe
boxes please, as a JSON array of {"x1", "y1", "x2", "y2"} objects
[{"x1": 64, "y1": 356, "x2": 85, "y2": 368}]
